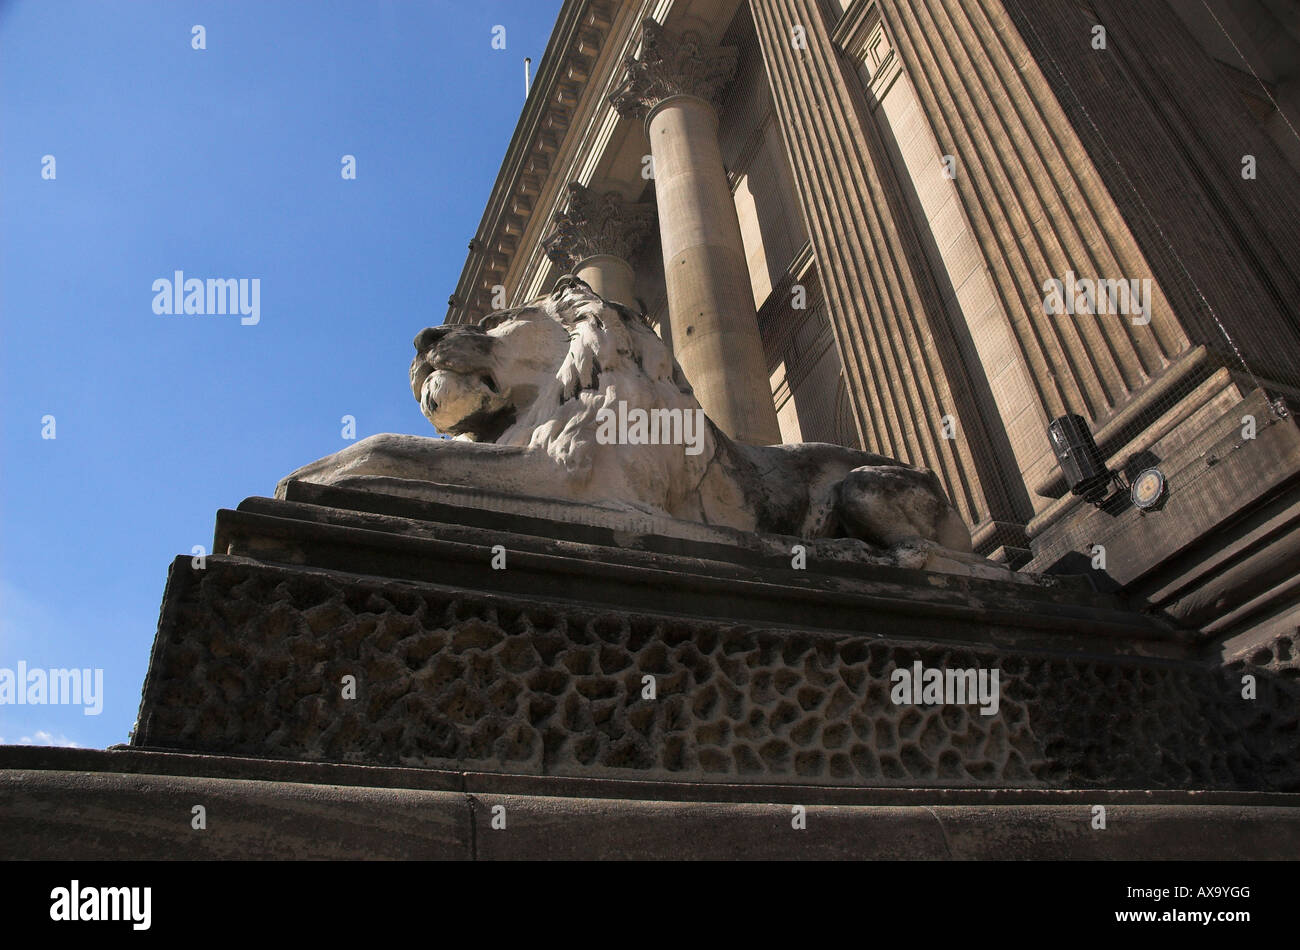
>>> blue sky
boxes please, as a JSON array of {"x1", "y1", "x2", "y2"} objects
[{"x1": 0, "y1": 0, "x2": 563, "y2": 749}]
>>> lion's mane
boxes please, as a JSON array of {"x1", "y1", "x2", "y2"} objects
[{"x1": 412, "y1": 278, "x2": 718, "y2": 519}]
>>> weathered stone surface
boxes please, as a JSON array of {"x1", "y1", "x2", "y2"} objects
[
  {"x1": 221, "y1": 484, "x2": 1162, "y2": 646},
  {"x1": 609, "y1": 18, "x2": 739, "y2": 121},
  {"x1": 0, "y1": 760, "x2": 469, "y2": 860},
  {"x1": 5, "y1": 748, "x2": 1299, "y2": 860},
  {"x1": 542, "y1": 182, "x2": 656, "y2": 271},
  {"x1": 1224, "y1": 627, "x2": 1300, "y2": 684},
  {"x1": 132, "y1": 551, "x2": 1299, "y2": 790}
]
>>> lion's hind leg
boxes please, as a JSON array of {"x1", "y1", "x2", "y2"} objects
[{"x1": 835, "y1": 465, "x2": 973, "y2": 553}]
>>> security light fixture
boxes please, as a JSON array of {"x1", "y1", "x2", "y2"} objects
[{"x1": 1047, "y1": 414, "x2": 1113, "y2": 504}]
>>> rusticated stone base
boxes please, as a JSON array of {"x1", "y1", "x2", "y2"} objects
[{"x1": 129, "y1": 483, "x2": 1300, "y2": 791}]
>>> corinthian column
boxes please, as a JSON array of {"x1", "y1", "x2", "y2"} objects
[
  {"x1": 542, "y1": 182, "x2": 655, "y2": 310},
  {"x1": 611, "y1": 19, "x2": 782, "y2": 446}
]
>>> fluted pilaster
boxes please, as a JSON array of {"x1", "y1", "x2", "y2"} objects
[{"x1": 748, "y1": 0, "x2": 1025, "y2": 545}]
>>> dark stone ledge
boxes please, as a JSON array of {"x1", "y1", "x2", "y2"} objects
[{"x1": 4, "y1": 748, "x2": 1299, "y2": 860}]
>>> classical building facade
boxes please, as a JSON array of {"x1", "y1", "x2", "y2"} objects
[
  {"x1": 10, "y1": 0, "x2": 1300, "y2": 863},
  {"x1": 446, "y1": 0, "x2": 1300, "y2": 657}
]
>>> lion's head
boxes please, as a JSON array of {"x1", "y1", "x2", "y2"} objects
[
  {"x1": 409, "y1": 277, "x2": 717, "y2": 515},
  {"x1": 409, "y1": 300, "x2": 569, "y2": 441}
]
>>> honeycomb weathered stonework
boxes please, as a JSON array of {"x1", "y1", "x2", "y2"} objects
[
  {"x1": 134, "y1": 556, "x2": 1300, "y2": 789},
  {"x1": 1225, "y1": 632, "x2": 1300, "y2": 681}
]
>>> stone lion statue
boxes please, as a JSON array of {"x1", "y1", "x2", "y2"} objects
[{"x1": 279, "y1": 277, "x2": 972, "y2": 555}]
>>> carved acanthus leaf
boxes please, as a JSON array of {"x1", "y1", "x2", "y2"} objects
[
  {"x1": 609, "y1": 19, "x2": 739, "y2": 121},
  {"x1": 543, "y1": 182, "x2": 657, "y2": 270}
]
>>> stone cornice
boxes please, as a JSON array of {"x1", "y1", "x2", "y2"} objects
[
  {"x1": 445, "y1": 0, "x2": 617, "y2": 325},
  {"x1": 487, "y1": 1, "x2": 661, "y2": 313},
  {"x1": 609, "y1": 18, "x2": 739, "y2": 121},
  {"x1": 542, "y1": 181, "x2": 657, "y2": 270}
]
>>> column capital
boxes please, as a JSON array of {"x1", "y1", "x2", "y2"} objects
[
  {"x1": 609, "y1": 19, "x2": 739, "y2": 122},
  {"x1": 542, "y1": 182, "x2": 657, "y2": 271}
]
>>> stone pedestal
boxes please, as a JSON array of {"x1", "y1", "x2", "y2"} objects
[
  {"x1": 5, "y1": 476, "x2": 1299, "y2": 857},
  {"x1": 120, "y1": 478, "x2": 1298, "y2": 791}
]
